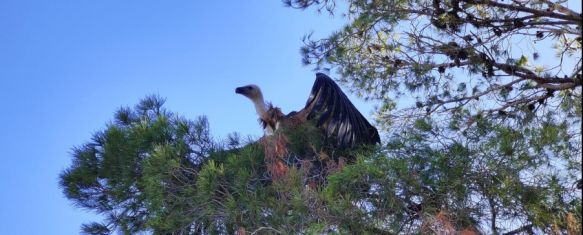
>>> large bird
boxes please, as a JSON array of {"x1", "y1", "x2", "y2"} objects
[
  {"x1": 236, "y1": 73, "x2": 380, "y2": 184},
  {"x1": 236, "y1": 73, "x2": 380, "y2": 148}
]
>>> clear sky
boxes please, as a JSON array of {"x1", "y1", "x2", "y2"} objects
[{"x1": 0, "y1": 1, "x2": 374, "y2": 234}]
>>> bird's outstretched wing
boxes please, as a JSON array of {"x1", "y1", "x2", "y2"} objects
[{"x1": 302, "y1": 73, "x2": 380, "y2": 148}]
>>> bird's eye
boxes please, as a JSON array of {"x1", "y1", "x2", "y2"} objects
[{"x1": 246, "y1": 86, "x2": 253, "y2": 90}]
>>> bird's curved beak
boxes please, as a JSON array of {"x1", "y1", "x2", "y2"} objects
[{"x1": 235, "y1": 87, "x2": 245, "y2": 95}]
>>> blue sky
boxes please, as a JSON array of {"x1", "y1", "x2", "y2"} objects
[{"x1": 0, "y1": 1, "x2": 375, "y2": 234}]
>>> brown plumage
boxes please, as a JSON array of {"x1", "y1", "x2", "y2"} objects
[{"x1": 261, "y1": 104, "x2": 284, "y2": 132}]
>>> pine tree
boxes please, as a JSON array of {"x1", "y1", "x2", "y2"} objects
[
  {"x1": 60, "y1": 95, "x2": 217, "y2": 234},
  {"x1": 280, "y1": 0, "x2": 582, "y2": 233},
  {"x1": 62, "y1": 95, "x2": 581, "y2": 234},
  {"x1": 61, "y1": 0, "x2": 582, "y2": 233}
]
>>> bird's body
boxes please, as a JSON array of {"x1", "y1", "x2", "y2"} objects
[
  {"x1": 236, "y1": 73, "x2": 380, "y2": 185},
  {"x1": 236, "y1": 73, "x2": 380, "y2": 147}
]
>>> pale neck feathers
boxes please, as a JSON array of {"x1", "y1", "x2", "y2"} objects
[{"x1": 251, "y1": 95, "x2": 268, "y2": 119}]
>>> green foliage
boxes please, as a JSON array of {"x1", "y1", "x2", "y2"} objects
[
  {"x1": 81, "y1": 222, "x2": 111, "y2": 235},
  {"x1": 62, "y1": 1, "x2": 582, "y2": 232},
  {"x1": 283, "y1": 119, "x2": 324, "y2": 157},
  {"x1": 62, "y1": 92, "x2": 581, "y2": 234},
  {"x1": 60, "y1": 95, "x2": 216, "y2": 234},
  {"x1": 282, "y1": 1, "x2": 582, "y2": 232}
]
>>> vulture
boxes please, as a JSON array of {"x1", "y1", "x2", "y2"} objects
[
  {"x1": 235, "y1": 73, "x2": 380, "y2": 184},
  {"x1": 235, "y1": 73, "x2": 380, "y2": 147}
]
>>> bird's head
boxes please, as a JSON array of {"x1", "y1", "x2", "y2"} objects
[{"x1": 235, "y1": 84, "x2": 263, "y2": 101}]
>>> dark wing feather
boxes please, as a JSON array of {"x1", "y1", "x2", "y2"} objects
[{"x1": 302, "y1": 73, "x2": 380, "y2": 148}]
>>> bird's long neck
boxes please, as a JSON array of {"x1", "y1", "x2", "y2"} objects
[{"x1": 252, "y1": 95, "x2": 268, "y2": 119}]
